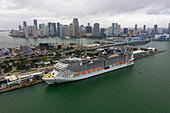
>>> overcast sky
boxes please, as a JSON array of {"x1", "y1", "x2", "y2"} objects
[{"x1": 0, "y1": 0, "x2": 170, "y2": 29}]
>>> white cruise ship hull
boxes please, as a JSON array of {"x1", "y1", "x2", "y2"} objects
[{"x1": 43, "y1": 61, "x2": 134, "y2": 85}]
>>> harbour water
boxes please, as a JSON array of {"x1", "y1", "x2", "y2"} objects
[
  {"x1": 0, "y1": 31, "x2": 107, "y2": 48},
  {"x1": 0, "y1": 32, "x2": 170, "y2": 113}
]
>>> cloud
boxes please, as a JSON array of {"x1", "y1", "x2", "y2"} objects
[{"x1": 0, "y1": 0, "x2": 170, "y2": 29}]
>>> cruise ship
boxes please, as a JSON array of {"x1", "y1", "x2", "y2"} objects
[{"x1": 42, "y1": 49, "x2": 134, "y2": 84}]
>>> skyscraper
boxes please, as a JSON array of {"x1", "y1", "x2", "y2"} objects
[
  {"x1": 80, "y1": 25, "x2": 84, "y2": 31},
  {"x1": 39, "y1": 29, "x2": 45, "y2": 37},
  {"x1": 32, "y1": 25, "x2": 37, "y2": 38},
  {"x1": 168, "y1": 23, "x2": 170, "y2": 34},
  {"x1": 124, "y1": 28, "x2": 128, "y2": 35},
  {"x1": 93, "y1": 23, "x2": 100, "y2": 35},
  {"x1": 52, "y1": 23, "x2": 57, "y2": 35},
  {"x1": 45, "y1": 26, "x2": 49, "y2": 37},
  {"x1": 73, "y1": 18, "x2": 79, "y2": 37},
  {"x1": 135, "y1": 24, "x2": 137, "y2": 30},
  {"x1": 68, "y1": 23, "x2": 74, "y2": 37},
  {"x1": 39, "y1": 24, "x2": 46, "y2": 36},
  {"x1": 118, "y1": 25, "x2": 121, "y2": 34},
  {"x1": 24, "y1": 26, "x2": 29, "y2": 38},
  {"x1": 143, "y1": 25, "x2": 146, "y2": 31},
  {"x1": 60, "y1": 26, "x2": 63, "y2": 38},
  {"x1": 57, "y1": 22, "x2": 60, "y2": 36},
  {"x1": 50, "y1": 26, "x2": 55, "y2": 36},
  {"x1": 39, "y1": 24, "x2": 45, "y2": 30},
  {"x1": 23, "y1": 21, "x2": 27, "y2": 28},
  {"x1": 86, "y1": 23, "x2": 92, "y2": 34},
  {"x1": 100, "y1": 28, "x2": 105, "y2": 37},
  {"x1": 112, "y1": 23, "x2": 115, "y2": 34},
  {"x1": 62, "y1": 25, "x2": 68, "y2": 37},
  {"x1": 153, "y1": 24, "x2": 158, "y2": 34},
  {"x1": 48, "y1": 22, "x2": 52, "y2": 34},
  {"x1": 33, "y1": 19, "x2": 38, "y2": 29},
  {"x1": 115, "y1": 23, "x2": 118, "y2": 36},
  {"x1": 18, "y1": 25, "x2": 22, "y2": 31},
  {"x1": 28, "y1": 26, "x2": 32, "y2": 34}
]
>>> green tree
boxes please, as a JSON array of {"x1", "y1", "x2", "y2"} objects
[{"x1": 16, "y1": 63, "x2": 25, "y2": 70}]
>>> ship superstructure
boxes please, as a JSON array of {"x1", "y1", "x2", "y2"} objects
[{"x1": 43, "y1": 49, "x2": 134, "y2": 84}]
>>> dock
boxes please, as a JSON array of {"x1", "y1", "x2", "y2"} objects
[
  {"x1": 0, "y1": 79, "x2": 44, "y2": 94},
  {"x1": 134, "y1": 50, "x2": 165, "y2": 59}
]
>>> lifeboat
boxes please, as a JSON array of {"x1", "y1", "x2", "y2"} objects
[
  {"x1": 126, "y1": 60, "x2": 129, "y2": 62},
  {"x1": 123, "y1": 61, "x2": 126, "y2": 63},
  {"x1": 87, "y1": 70, "x2": 91, "y2": 73},
  {"x1": 119, "y1": 62, "x2": 123, "y2": 64},
  {"x1": 115, "y1": 63, "x2": 119, "y2": 65},
  {"x1": 93, "y1": 69, "x2": 97, "y2": 71},
  {"x1": 102, "y1": 67, "x2": 104, "y2": 69},
  {"x1": 97, "y1": 68, "x2": 101, "y2": 70},
  {"x1": 82, "y1": 71, "x2": 87, "y2": 74},
  {"x1": 76, "y1": 73, "x2": 81, "y2": 76}
]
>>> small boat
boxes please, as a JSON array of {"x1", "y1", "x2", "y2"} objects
[{"x1": 65, "y1": 37, "x2": 71, "y2": 39}]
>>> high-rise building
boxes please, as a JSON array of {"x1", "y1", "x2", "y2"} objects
[
  {"x1": 135, "y1": 24, "x2": 137, "y2": 30},
  {"x1": 24, "y1": 26, "x2": 29, "y2": 38},
  {"x1": 153, "y1": 24, "x2": 158, "y2": 34},
  {"x1": 39, "y1": 24, "x2": 41, "y2": 30},
  {"x1": 112, "y1": 23, "x2": 115, "y2": 34},
  {"x1": 32, "y1": 25, "x2": 37, "y2": 38},
  {"x1": 62, "y1": 25, "x2": 68, "y2": 37},
  {"x1": 52, "y1": 23, "x2": 57, "y2": 35},
  {"x1": 45, "y1": 26, "x2": 49, "y2": 37},
  {"x1": 57, "y1": 22, "x2": 60, "y2": 36},
  {"x1": 168, "y1": 23, "x2": 170, "y2": 34},
  {"x1": 118, "y1": 25, "x2": 121, "y2": 34},
  {"x1": 80, "y1": 25, "x2": 84, "y2": 31},
  {"x1": 115, "y1": 23, "x2": 118, "y2": 36},
  {"x1": 100, "y1": 28, "x2": 105, "y2": 37},
  {"x1": 28, "y1": 26, "x2": 32, "y2": 34},
  {"x1": 18, "y1": 25, "x2": 22, "y2": 31},
  {"x1": 60, "y1": 26, "x2": 63, "y2": 38},
  {"x1": 86, "y1": 26, "x2": 92, "y2": 34},
  {"x1": 124, "y1": 28, "x2": 128, "y2": 35},
  {"x1": 50, "y1": 26, "x2": 55, "y2": 36},
  {"x1": 39, "y1": 24, "x2": 46, "y2": 36},
  {"x1": 73, "y1": 18, "x2": 79, "y2": 37},
  {"x1": 79, "y1": 29, "x2": 85, "y2": 37},
  {"x1": 68, "y1": 24, "x2": 74, "y2": 37},
  {"x1": 86, "y1": 23, "x2": 92, "y2": 34},
  {"x1": 39, "y1": 24, "x2": 45, "y2": 30},
  {"x1": 39, "y1": 29, "x2": 45, "y2": 37},
  {"x1": 143, "y1": 25, "x2": 146, "y2": 31},
  {"x1": 93, "y1": 23, "x2": 100, "y2": 35},
  {"x1": 23, "y1": 21, "x2": 27, "y2": 28},
  {"x1": 33, "y1": 19, "x2": 38, "y2": 29},
  {"x1": 48, "y1": 22, "x2": 52, "y2": 34}
]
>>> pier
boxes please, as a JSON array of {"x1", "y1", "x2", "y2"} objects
[
  {"x1": 0, "y1": 79, "x2": 44, "y2": 93},
  {"x1": 134, "y1": 50, "x2": 165, "y2": 59}
]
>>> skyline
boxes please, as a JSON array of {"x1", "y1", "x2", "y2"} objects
[{"x1": 0, "y1": 0, "x2": 170, "y2": 29}]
